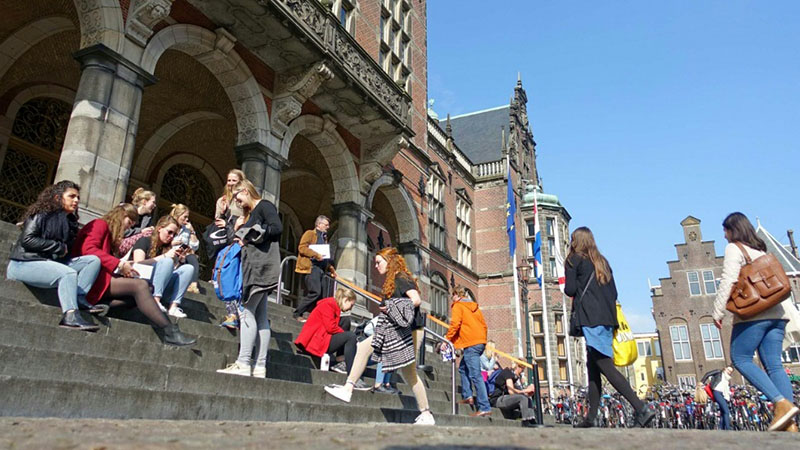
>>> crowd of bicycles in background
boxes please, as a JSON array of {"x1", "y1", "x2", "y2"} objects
[{"x1": 551, "y1": 381, "x2": 800, "y2": 430}]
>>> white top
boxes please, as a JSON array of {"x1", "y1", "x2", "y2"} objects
[
  {"x1": 712, "y1": 242, "x2": 791, "y2": 324},
  {"x1": 714, "y1": 372, "x2": 731, "y2": 401}
]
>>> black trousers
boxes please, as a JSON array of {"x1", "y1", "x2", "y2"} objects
[
  {"x1": 586, "y1": 347, "x2": 644, "y2": 421},
  {"x1": 294, "y1": 266, "x2": 324, "y2": 318},
  {"x1": 327, "y1": 330, "x2": 357, "y2": 372}
]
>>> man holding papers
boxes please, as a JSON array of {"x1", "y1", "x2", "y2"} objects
[{"x1": 294, "y1": 215, "x2": 338, "y2": 322}]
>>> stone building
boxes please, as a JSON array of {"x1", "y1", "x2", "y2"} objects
[
  {"x1": 651, "y1": 216, "x2": 800, "y2": 388},
  {"x1": 0, "y1": 0, "x2": 581, "y2": 395}
]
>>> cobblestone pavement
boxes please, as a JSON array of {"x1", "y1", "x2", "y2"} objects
[{"x1": 0, "y1": 418, "x2": 796, "y2": 449}]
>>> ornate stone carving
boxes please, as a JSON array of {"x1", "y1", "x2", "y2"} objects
[
  {"x1": 127, "y1": 0, "x2": 174, "y2": 46},
  {"x1": 272, "y1": 62, "x2": 334, "y2": 136},
  {"x1": 271, "y1": 97, "x2": 303, "y2": 134}
]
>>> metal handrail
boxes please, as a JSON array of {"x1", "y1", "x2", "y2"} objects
[
  {"x1": 274, "y1": 255, "x2": 297, "y2": 305},
  {"x1": 331, "y1": 277, "x2": 458, "y2": 415}
]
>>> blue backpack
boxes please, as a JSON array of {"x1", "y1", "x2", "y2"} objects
[
  {"x1": 487, "y1": 368, "x2": 503, "y2": 395},
  {"x1": 213, "y1": 243, "x2": 242, "y2": 302}
]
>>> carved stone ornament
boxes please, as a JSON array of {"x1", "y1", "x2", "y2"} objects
[
  {"x1": 278, "y1": 61, "x2": 334, "y2": 100},
  {"x1": 688, "y1": 231, "x2": 697, "y2": 242},
  {"x1": 126, "y1": 0, "x2": 175, "y2": 47}
]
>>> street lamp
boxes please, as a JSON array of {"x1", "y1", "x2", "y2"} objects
[{"x1": 517, "y1": 262, "x2": 544, "y2": 426}]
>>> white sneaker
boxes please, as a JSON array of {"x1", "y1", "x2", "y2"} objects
[
  {"x1": 414, "y1": 411, "x2": 435, "y2": 426},
  {"x1": 324, "y1": 384, "x2": 352, "y2": 403},
  {"x1": 252, "y1": 366, "x2": 266, "y2": 378},
  {"x1": 168, "y1": 305, "x2": 187, "y2": 318},
  {"x1": 216, "y1": 362, "x2": 252, "y2": 377}
]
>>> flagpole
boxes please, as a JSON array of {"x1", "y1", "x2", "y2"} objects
[
  {"x1": 535, "y1": 188, "x2": 555, "y2": 399},
  {"x1": 508, "y1": 156, "x2": 524, "y2": 358},
  {"x1": 553, "y1": 220, "x2": 574, "y2": 392}
]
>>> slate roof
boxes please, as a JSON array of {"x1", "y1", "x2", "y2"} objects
[
  {"x1": 439, "y1": 105, "x2": 509, "y2": 164},
  {"x1": 756, "y1": 223, "x2": 800, "y2": 275}
]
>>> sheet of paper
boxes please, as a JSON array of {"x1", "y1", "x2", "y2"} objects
[
  {"x1": 309, "y1": 244, "x2": 331, "y2": 260},
  {"x1": 133, "y1": 263, "x2": 154, "y2": 281}
]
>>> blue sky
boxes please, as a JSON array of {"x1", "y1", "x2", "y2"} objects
[{"x1": 427, "y1": 1, "x2": 800, "y2": 332}]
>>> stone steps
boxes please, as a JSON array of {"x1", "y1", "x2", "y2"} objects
[{"x1": 0, "y1": 278, "x2": 518, "y2": 426}]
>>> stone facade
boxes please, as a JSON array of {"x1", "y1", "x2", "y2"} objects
[{"x1": 0, "y1": 0, "x2": 581, "y2": 396}]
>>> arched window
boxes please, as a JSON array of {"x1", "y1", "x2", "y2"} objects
[
  {"x1": 430, "y1": 272, "x2": 449, "y2": 336},
  {"x1": 668, "y1": 319, "x2": 692, "y2": 361},
  {"x1": 159, "y1": 164, "x2": 216, "y2": 219},
  {"x1": 0, "y1": 98, "x2": 71, "y2": 222}
]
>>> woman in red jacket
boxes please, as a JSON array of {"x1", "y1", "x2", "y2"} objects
[
  {"x1": 295, "y1": 288, "x2": 357, "y2": 373},
  {"x1": 72, "y1": 203, "x2": 195, "y2": 346}
]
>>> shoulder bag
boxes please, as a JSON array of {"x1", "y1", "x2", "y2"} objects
[
  {"x1": 726, "y1": 242, "x2": 791, "y2": 319},
  {"x1": 569, "y1": 271, "x2": 595, "y2": 337}
]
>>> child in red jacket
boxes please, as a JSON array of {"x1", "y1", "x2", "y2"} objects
[{"x1": 295, "y1": 288, "x2": 357, "y2": 372}]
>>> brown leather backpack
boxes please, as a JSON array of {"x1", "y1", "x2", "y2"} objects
[{"x1": 726, "y1": 242, "x2": 791, "y2": 319}]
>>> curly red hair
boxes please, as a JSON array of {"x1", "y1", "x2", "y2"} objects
[{"x1": 376, "y1": 247, "x2": 417, "y2": 298}]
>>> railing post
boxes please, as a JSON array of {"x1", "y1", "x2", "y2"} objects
[{"x1": 532, "y1": 360, "x2": 545, "y2": 426}]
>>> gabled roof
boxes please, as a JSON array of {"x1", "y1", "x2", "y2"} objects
[
  {"x1": 681, "y1": 216, "x2": 701, "y2": 226},
  {"x1": 439, "y1": 105, "x2": 509, "y2": 164},
  {"x1": 756, "y1": 222, "x2": 800, "y2": 275}
]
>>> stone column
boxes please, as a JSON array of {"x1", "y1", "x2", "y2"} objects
[
  {"x1": 55, "y1": 44, "x2": 156, "y2": 221},
  {"x1": 332, "y1": 201, "x2": 373, "y2": 316},
  {"x1": 235, "y1": 142, "x2": 287, "y2": 205}
]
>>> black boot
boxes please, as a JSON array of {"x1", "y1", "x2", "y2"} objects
[
  {"x1": 59, "y1": 310, "x2": 100, "y2": 331},
  {"x1": 163, "y1": 323, "x2": 196, "y2": 347},
  {"x1": 635, "y1": 406, "x2": 656, "y2": 428}
]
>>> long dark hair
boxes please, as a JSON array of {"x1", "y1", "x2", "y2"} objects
[
  {"x1": 20, "y1": 180, "x2": 81, "y2": 223},
  {"x1": 566, "y1": 227, "x2": 612, "y2": 285},
  {"x1": 722, "y1": 212, "x2": 766, "y2": 252}
]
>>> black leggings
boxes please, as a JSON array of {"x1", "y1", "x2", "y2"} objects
[
  {"x1": 327, "y1": 331, "x2": 357, "y2": 373},
  {"x1": 185, "y1": 253, "x2": 199, "y2": 282},
  {"x1": 586, "y1": 347, "x2": 643, "y2": 421},
  {"x1": 104, "y1": 277, "x2": 170, "y2": 328}
]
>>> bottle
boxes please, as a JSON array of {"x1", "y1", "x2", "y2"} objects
[{"x1": 321, "y1": 353, "x2": 330, "y2": 371}]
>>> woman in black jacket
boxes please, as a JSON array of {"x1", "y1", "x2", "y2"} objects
[
  {"x1": 6, "y1": 180, "x2": 102, "y2": 330},
  {"x1": 565, "y1": 227, "x2": 654, "y2": 428}
]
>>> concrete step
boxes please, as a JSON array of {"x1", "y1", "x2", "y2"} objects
[
  {"x1": 0, "y1": 377, "x2": 517, "y2": 427},
  {"x1": 0, "y1": 300, "x2": 459, "y2": 394},
  {"x1": 0, "y1": 343, "x2": 493, "y2": 417},
  {"x1": 0, "y1": 281, "x2": 458, "y2": 379}
]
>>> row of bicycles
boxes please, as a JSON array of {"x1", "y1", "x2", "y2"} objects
[{"x1": 552, "y1": 382, "x2": 800, "y2": 430}]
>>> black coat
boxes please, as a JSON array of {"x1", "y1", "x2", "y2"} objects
[
  {"x1": 10, "y1": 212, "x2": 76, "y2": 262},
  {"x1": 564, "y1": 254, "x2": 618, "y2": 330}
]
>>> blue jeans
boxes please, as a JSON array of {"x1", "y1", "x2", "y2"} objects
[
  {"x1": 6, "y1": 256, "x2": 101, "y2": 313},
  {"x1": 374, "y1": 361, "x2": 392, "y2": 385},
  {"x1": 713, "y1": 390, "x2": 731, "y2": 430},
  {"x1": 730, "y1": 319, "x2": 793, "y2": 403},
  {"x1": 459, "y1": 343, "x2": 491, "y2": 412},
  {"x1": 151, "y1": 258, "x2": 194, "y2": 306}
]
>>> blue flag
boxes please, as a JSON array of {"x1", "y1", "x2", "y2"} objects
[{"x1": 506, "y1": 164, "x2": 517, "y2": 258}]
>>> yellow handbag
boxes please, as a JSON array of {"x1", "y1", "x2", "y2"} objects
[{"x1": 613, "y1": 302, "x2": 638, "y2": 366}]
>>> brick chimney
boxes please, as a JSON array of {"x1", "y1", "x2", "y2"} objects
[{"x1": 788, "y1": 229, "x2": 799, "y2": 259}]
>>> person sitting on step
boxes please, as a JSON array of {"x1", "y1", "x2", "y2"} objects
[
  {"x1": 72, "y1": 203, "x2": 196, "y2": 346},
  {"x1": 488, "y1": 363, "x2": 537, "y2": 427},
  {"x1": 168, "y1": 204, "x2": 201, "y2": 295},
  {"x1": 7, "y1": 180, "x2": 102, "y2": 331},
  {"x1": 295, "y1": 287, "x2": 358, "y2": 375},
  {"x1": 131, "y1": 216, "x2": 195, "y2": 319}
]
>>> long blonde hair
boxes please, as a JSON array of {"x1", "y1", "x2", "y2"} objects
[
  {"x1": 224, "y1": 169, "x2": 246, "y2": 204},
  {"x1": 232, "y1": 179, "x2": 260, "y2": 222},
  {"x1": 377, "y1": 247, "x2": 417, "y2": 299},
  {"x1": 101, "y1": 203, "x2": 138, "y2": 253},
  {"x1": 131, "y1": 187, "x2": 155, "y2": 208},
  {"x1": 484, "y1": 340, "x2": 496, "y2": 359},
  {"x1": 169, "y1": 203, "x2": 190, "y2": 222},
  {"x1": 566, "y1": 227, "x2": 612, "y2": 285}
]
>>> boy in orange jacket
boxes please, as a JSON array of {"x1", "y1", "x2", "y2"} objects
[{"x1": 443, "y1": 285, "x2": 491, "y2": 416}]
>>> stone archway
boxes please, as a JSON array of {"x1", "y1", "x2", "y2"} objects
[
  {"x1": 280, "y1": 115, "x2": 360, "y2": 205},
  {"x1": 131, "y1": 111, "x2": 226, "y2": 183},
  {"x1": 140, "y1": 24, "x2": 270, "y2": 148},
  {"x1": 73, "y1": 0, "x2": 125, "y2": 52},
  {"x1": 365, "y1": 172, "x2": 421, "y2": 244},
  {"x1": 0, "y1": 17, "x2": 76, "y2": 81}
]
